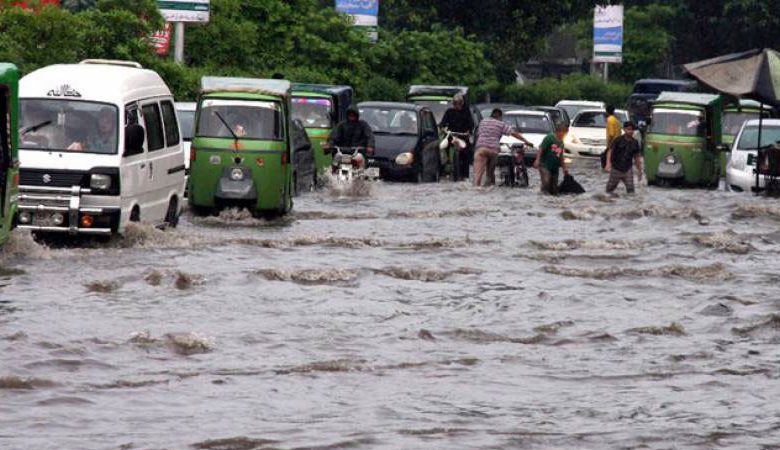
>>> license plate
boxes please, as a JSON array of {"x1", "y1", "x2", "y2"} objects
[{"x1": 365, "y1": 167, "x2": 380, "y2": 178}]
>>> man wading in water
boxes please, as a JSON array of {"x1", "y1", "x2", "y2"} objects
[
  {"x1": 534, "y1": 125, "x2": 569, "y2": 195},
  {"x1": 473, "y1": 109, "x2": 532, "y2": 186},
  {"x1": 605, "y1": 121, "x2": 643, "y2": 194}
]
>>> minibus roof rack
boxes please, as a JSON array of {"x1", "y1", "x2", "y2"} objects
[{"x1": 79, "y1": 59, "x2": 143, "y2": 69}]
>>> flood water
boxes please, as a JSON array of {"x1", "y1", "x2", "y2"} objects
[{"x1": 1, "y1": 158, "x2": 779, "y2": 450}]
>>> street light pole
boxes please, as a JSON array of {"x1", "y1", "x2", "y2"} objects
[{"x1": 174, "y1": 22, "x2": 185, "y2": 64}]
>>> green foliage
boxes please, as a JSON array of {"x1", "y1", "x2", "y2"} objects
[{"x1": 482, "y1": 74, "x2": 632, "y2": 107}]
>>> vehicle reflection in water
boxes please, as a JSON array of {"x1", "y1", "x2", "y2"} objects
[{"x1": 1, "y1": 159, "x2": 779, "y2": 449}]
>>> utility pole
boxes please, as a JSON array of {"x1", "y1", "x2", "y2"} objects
[
  {"x1": 603, "y1": 62, "x2": 609, "y2": 83},
  {"x1": 174, "y1": 22, "x2": 185, "y2": 64}
]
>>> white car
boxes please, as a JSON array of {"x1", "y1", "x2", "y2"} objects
[
  {"x1": 726, "y1": 119, "x2": 780, "y2": 192},
  {"x1": 500, "y1": 109, "x2": 556, "y2": 160},
  {"x1": 175, "y1": 101, "x2": 196, "y2": 170},
  {"x1": 17, "y1": 60, "x2": 186, "y2": 235},
  {"x1": 564, "y1": 109, "x2": 637, "y2": 157},
  {"x1": 555, "y1": 100, "x2": 606, "y2": 124}
]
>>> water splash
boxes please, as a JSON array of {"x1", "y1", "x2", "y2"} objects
[{"x1": 544, "y1": 263, "x2": 731, "y2": 283}]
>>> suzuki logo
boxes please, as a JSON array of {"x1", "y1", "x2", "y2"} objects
[{"x1": 42, "y1": 174, "x2": 52, "y2": 184}]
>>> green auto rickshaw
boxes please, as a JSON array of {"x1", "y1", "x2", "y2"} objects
[
  {"x1": 0, "y1": 64, "x2": 19, "y2": 246},
  {"x1": 721, "y1": 99, "x2": 774, "y2": 173},
  {"x1": 291, "y1": 84, "x2": 353, "y2": 177},
  {"x1": 188, "y1": 77, "x2": 294, "y2": 217},
  {"x1": 644, "y1": 92, "x2": 724, "y2": 188}
]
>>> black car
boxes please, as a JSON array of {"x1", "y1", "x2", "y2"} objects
[
  {"x1": 358, "y1": 101, "x2": 440, "y2": 182},
  {"x1": 627, "y1": 79, "x2": 698, "y2": 128},
  {"x1": 290, "y1": 119, "x2": 316, "y2": 193},
  {"x1": 531, "y1": 106, "x2": 570, "y2": 131}
]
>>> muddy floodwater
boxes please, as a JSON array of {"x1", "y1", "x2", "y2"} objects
[{"x1": 1, "y1": 159, "x2": 779, "y2": 450}]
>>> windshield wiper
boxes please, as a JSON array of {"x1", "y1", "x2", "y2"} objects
[
  {"x1": 21, "y1": 120, "x2": 52, "y2": 136},
  {"x1": 214, "y1": 111, "x2": 240, "y2": 147}
]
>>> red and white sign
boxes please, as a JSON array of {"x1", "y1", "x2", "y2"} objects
[{"x1": 150, "y1": 23, "x2": 173, "y2": 56}]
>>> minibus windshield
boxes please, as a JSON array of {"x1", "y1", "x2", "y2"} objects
[
  {"x1": 20, "y1": 99, "x2": 119, "y2": 154},
  {"x1": 197, "y1": 99, "x2": 283, "y2": 140}
]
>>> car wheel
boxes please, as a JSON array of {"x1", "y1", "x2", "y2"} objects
[{"x1": 164, "y1": 197, "x2": 180, "y2": 228}]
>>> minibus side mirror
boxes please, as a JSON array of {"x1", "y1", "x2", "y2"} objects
[{"x1": 124, "y1": 124, "x2": 145, "y2": 157}]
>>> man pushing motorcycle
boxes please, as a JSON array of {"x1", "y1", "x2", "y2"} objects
[{"x1": 439, "y1": 94, "x2": 475, "y2": 180}]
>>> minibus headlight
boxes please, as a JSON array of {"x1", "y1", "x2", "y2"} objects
[{"x1": 90, "y1": 174, "x2": 112, "y2": 191}]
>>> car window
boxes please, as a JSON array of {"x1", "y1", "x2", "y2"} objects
[
  {"x1": 736, "y1": 125, "x2": 780, "y2": 150},
  {"x1": 573, "y1": 112, "x2": 608, "y2": 128},
  {"x1": 505, "y1": 115, "x2": 552, "y2": 134},
  {"x1": 422, "y1": 111, "x2": 436, "y2": 135},
  {"x1": 360, "y1": 107, "x2": 418, "y2": 135},
  {"x1": 160, "y1": 101, "x2": 180, "y2": 147},
  {"x1": 142, "y1": 103, "x2": 165, "y2": 152}
]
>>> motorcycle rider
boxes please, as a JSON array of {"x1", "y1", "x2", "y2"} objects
[
  {"x1": 439, "y1": 93, "x2": 475, "y2": 179},
  {"x1": 324, "y1": 106, "x2": 375, "y2": 167}
]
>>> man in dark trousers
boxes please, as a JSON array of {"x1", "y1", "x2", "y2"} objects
[
  {"x1": 605, "y1": 121, "x2": 643, "y2": 194},
  {"x1": 439, "y1": 94, "x2": 475, "y2": 179}
]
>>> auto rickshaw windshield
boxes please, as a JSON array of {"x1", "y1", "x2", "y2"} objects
[
  {"x1": 19, "y1": 99, "x2": 119, "y2": 154},
  {"x1": 291, "y1": 97, "x2": 333, "y2": 129},
  {"x1": 736, "y1": 125, "x2": 780, "y2": 150},
  {"x1": 649, "y1": 109, "x2": 705, "y2": 136},
  {"x1": 723, "y1": 111, "x2": 764, "y2": 136},
  {"x1": 197, "y1": 99, "x2": 283, "y2": 140}
]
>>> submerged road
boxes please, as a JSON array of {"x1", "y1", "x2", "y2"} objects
[{"x1": 1, "y1": 159, "x2": 779, "y2": 449}]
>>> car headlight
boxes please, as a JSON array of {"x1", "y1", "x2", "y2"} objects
[
  {"x1": 230, "y1": 168, "x2": 244, "y2": 181},
  {"x1": 571, "y1": 136, "x2": 581, "y2": 144},
  {"x1": 395, "y1": 152, "x2": 414, "y2": 166},
  {"x1": 90, "y1": 174, "x2": 112, "y2": 191}
]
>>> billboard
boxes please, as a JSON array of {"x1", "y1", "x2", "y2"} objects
[
  {"x1": 151, "y1": 23, "x2": 173, "y2": 56},
  {"x1": 158, "y1": 0, "x2": 209, "y2": 23},
  {"x1": 335, "y1": 0, "x2": 378, "y2": 42},
  {"x1": 593, "y1": 5, "x2": 623, "y2": 64}
]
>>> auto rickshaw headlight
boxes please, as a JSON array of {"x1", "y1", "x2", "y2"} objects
[
  {"x1": 665, "y1": 155, "x2": 676, "y2": 165},
  {"x1": 395, "y1": 152, "x2": 414, "y2": 166},
  {"x1": 230, "y1": 168, "x2": 244, "y2": 181},
  {"x1": 90, "y1": 174, "x2": 112, "y2": 191}
]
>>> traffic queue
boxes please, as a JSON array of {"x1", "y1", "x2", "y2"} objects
[{"x1": 0, "y1": 59, "x2": 777, "y2": 246}]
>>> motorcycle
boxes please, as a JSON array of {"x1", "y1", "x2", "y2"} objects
[
  {"x1": 330, "y1": 146, "x2": 367, "y2": 183},
  {"x1": 439, "y1": 129, "x2": 470, "y2": 182},
  {"x1": 496, "y1": 142, "x2": 529, "y2": 187}
]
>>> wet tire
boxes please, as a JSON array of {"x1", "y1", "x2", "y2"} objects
[
  {"x1": 421, "y1": 142, "x2": 440, "y2": 183},
  {"x1": 164, "y1": 197, "x2": 180, "y2": 228},
  {"x1": 130, "y1": 206, "x2": 140, "y2": 222}
]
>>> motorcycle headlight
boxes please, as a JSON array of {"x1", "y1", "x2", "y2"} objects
[
  {"x1": 90, "y1": 174, "x2": 112, "y2": 191},
  {"x1": 395, "y1": 152, "x2": 414, "y2": 166}
]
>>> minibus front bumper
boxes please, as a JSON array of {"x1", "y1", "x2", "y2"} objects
[{"x1": 16, "y1": 185, "x2": 119, "y2": 235}]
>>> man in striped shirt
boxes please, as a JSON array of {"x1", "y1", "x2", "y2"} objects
[{"x1": 473, "y1": 108, "x2": 532, "y2": 186}]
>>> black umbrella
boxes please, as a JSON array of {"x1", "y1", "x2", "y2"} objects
[{"x1": 684, "y1": 48, "x2": 780, "y2": 192}]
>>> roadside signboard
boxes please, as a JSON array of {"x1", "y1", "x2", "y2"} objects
[
  {"x1": 158, "y1": 0, "x2": 210, "y2": 23},
  {"x1": 151, "y1": 23, "x2": 173, "y2": 56},
  {"x1": 593, "y1": 5, "x2": 623, "y2": 64},
  {"x1": 335, "y1": 0, "x2": 379, "y2": 42}
]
